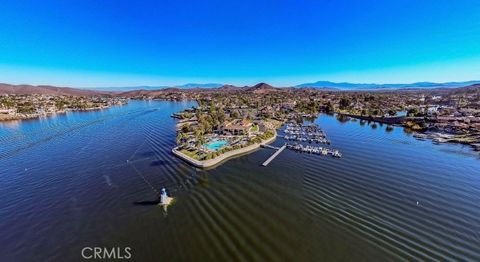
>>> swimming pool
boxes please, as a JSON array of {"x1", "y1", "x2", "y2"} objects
[{"x1": 204, "y1": 140, "x2": 228, "y2": 151}]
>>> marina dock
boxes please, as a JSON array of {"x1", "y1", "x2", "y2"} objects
[
  {"x1": 262, "y1": 144, "x2": 287, "y2": 166},
  {"x1": 260, "y1": 123, "x2": 342, "y2": 167}
]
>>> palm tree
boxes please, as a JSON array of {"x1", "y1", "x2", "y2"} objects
[{"x1": 176, "y1": 132, "x2": 185, "y2": 145}]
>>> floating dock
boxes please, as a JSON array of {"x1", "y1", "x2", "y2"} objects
[{"x1": 262, "y1": 144, "x2": 287, "y2": 166}]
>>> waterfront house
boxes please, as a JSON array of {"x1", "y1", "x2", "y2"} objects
[
  {"x1": 222, "y1": 119, "x2": 252, "y2": 135},
  {"x1": 253, "y1": 120, "x2": 268, "y2": 133},
  {"x1": 0, "y1": 108, "x2": 16, "y2": 115}
]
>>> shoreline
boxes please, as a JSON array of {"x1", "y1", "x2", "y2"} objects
[
  {"x1": 338, "y1": 113, "x2": 424, "y2": 125},
  {"x1": 414, "y1": 132, "x2": 480, "y2": 151},
  {"x1": 0, "y1": 105, "x2": 123, "y2": 122},
  {"x1": 339, "y1": 112, "x2": 480, "y2": 152},
  {"x1": 172, "y1": 131, "x2": 278, "y2": 168}
]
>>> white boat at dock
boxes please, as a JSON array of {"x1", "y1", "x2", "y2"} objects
[{"x1": 286, "y1": 143, "x2": 342, "y2": 158}]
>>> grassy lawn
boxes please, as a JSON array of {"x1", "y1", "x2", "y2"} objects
[
  {"x1": 180, "y1": 148, "x2": 201, "y2": 160},
  {"x1": 251, "y1": 125, "x2": 259, "y2": 132}
]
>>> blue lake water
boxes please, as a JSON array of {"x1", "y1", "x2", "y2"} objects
[{"x1": 0, "y1": 100, "x2": 479, "y2": 261}]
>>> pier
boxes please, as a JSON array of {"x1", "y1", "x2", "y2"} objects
[
  {"x1": 260, "y1": 123, "x2": 342, "y2": 167},
  {"x1": 262, "y1": 144, "x2": 287, "y2": 166}
]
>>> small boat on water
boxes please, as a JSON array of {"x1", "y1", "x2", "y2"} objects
[{"x1": 331, "y1": 150, "x2": 342, "y2": 158}]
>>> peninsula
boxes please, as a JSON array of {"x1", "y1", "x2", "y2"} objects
[{"x1": 0, "y1": 83, "x2": 126, "y2": 121}]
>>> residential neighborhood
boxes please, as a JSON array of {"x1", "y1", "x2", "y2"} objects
[{"x1": 0, "y1": 94, "x2": 126, "y2": 121}]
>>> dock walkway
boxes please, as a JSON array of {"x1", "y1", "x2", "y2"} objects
[{"x1": 262, "y1": 144, "x2": 287, "y2": 166}]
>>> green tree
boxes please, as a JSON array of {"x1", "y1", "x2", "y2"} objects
[
  {"x1": 407, "y1": 108, "x2": 419, "y2": 117},
  {"x1": 325, "y1": 101, "x2": 335, "y2": 113},
  {"x1": 339, "y1": 97, "x2": 351, "y2": 110},
  {"x1": 176, "y1": 133, "x2": 185, "y2": 145}
]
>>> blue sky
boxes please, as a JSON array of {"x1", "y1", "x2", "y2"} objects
[{"x1": 1, "y1": 0, "x2": 480, "y2": 87}]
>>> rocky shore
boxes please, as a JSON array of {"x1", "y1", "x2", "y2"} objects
[{"x1": 414, "y1": 132, "x2": 480, "y2": 151}]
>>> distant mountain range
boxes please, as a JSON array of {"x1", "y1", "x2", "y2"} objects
[
  {"x1": 177, "y1": 83, "x2": 223, "y2": 88},
  {"x1": 92, "y1": 86, "x2": 167, "y2": 91},
  {"x1": 295, "y1": 80, "x2": 480, "y2": 90},
  {"x1": 93, "y1": 83, "x2": 223, "y2": 91},
  {"x1": 2, "y1": 81, "x2": 479, "y2": 96},
  {"x1": 0, "y1": 83, "x2": 111, "y2": 96},
  {"x1": 245, "y1": 82, "x2": 282, "y2": 93},
  {"x1": 92, "y1": 80, "x2": 480, "y2": 91}
]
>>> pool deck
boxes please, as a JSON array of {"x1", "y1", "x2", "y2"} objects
[{"x1": 172, "y1": 131, "x2": 277, "y2": 168}]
